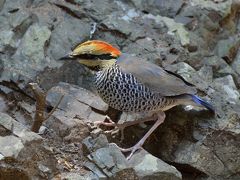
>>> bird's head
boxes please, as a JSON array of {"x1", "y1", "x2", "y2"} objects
[{"x1": 60, "y1": 40, "x2": 121, "y2": 71}]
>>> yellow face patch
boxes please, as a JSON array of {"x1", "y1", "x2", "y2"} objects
[{"x1": 77, "y1": 59, "x2": 116, "y2": 69}]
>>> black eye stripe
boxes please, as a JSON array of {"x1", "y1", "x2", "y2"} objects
[{"x1": 75, "y1": 53, "x2": 115, "y2": 60}]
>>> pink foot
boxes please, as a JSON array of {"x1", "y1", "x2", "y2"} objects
[{"x1": 113, "y1": 111, "x2": 166, "y2": 160}]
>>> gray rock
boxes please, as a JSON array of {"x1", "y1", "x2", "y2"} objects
[
  {"x1": 63, "y1": 120, "x2": 90, "y2": 143},
  {"x1": 190, "y1": 0, "x2": 232, "y2": 18},
  {"x1": 166, "y1": 62, "x2": 196, "y2": 82},
  {"x1": 0, "y1": 0, "x2": 5, "y2": 11},
  {"x1": 0, "y1": 112, "x2": 42, "y2": 143},
  {"x1": 13, "y1": 24, "x2": 51, "y2": 65},
  {"x1": 0, "y1": 112, "x2": 57, "y2": 179},
  {"x1": 0, "y1": 0, "x2": 30, "y2": 13},
  {"x1": 174, "y1": 130, "x2": 240, "y2": 179},
  {"x1": 165, "y1": 62, "x2": 211, "y2": 91},
  {"x1": 47, "y1": 17, "x2": 90, "y2": 60},
  {"x1": 0, "y1": 16, "x2": 9, "y2": 30},
  {"x1": 44, "y1": 109, "x2": 90, "y2": 141},
  {"x1": 129, "y1": 149, "x2": 182, "y2": 180},
  {"x1": 101, "y1": 12, "x2": 144, "y2": 41},
  {"x1": 45, "y1": 82, "x2": 108, "y2": 140},
  {"x1": 2, "y1": 24, "x2": 51, "y2": 82},
  {"x1": 83, "y1": 134, "x2": 182, "y2": 180},
  {"x1": 0, "y1": 135, "x2": 24, "y2": 158},
  {"x1": 0, "y1": 96, "x2": 7, "y2": 112},
  {"x1": 131, "y1": 0, "x2": 184, "y2": 18},
  {"x1": 83, "y1": 135, "x2": 138, "y2": 179},
  {"x1": 174, "y1": 141, "x2": 225, "y2": 177},
  {"x1": 47, "y1": 82, "x2": 108, "y2": 112},
  {"x1": 198, "y1": 65, "x2": 213, "y2": 83},
  {"x1": 231, "y1": 49, "x2": 240, "y2": 75},
  {"x1": 87, "y1": 144, "x2": 135, "y2": 178},
  {"x1": 0, "y1": 153, "x2": 4, "y2": 160},
  {"x1": 213, "y1": 75, "x2": 239, "y2": 104},
  {"x1": 88, "y1": 111, "x2": 107, "y2": 124},
  {"x1": 38, "y1": 60, "x2": 93, "y2": 91},
  {"x1": 222, "y1": 113, "x2": 240, "y2": 135},
  {"x1": 58, "y1": 172, "x2": 98, "y2": 180},
  {"x1": 144, "y1": 14, "x2": 190, "y2": 46},
  {"x1": 82, "y1": 134, "x2": 109, "y2": 155},
  {"x1": 0, "y1": 30, "x2": 15, "y2": 52},
  {"x1": 214, "y1": 36, "x2": 240, "y2": 64},
  {"x1": 73, "y1": 0, "x2": 120, "y2": 21},
  {"x1": 202, "y1": 55, "x2": 235, "y2": 77},
  {"x1": 84, "y1": 161, "x2": 108, "y2": 179},
  {"x1": 9, "y1": 10, "x2": 30, "y2": 29}
]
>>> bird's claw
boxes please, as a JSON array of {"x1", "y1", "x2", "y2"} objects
[
  {"x1": 93, "y1": 116, "x2": 126, "y2": 141},
  {"x1": 93, "y1": 115, "x2": 116, "y2": 127},
  {"x1": 112, "y1": 141, "x2": 143, "y2": 160}
]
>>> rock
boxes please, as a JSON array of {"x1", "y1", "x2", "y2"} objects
[
  {"x1": 47, "y1": 17, "x2": 90, "y2": 60},
  {"x1": 145, "y1": 14, "x2": 190, "y2": 46},
  {"x1": 174, "y1": 130, "x2": 240, "y2": 179},
  {"x1": 192, "y1": 55, "x2": 237, "y2": 81},
  {"x1": 0, "y1": 0, "x2": 30, "y2": 13},
  {"x1": 88, "y1": 111, "x2": 107, "y2": 124},
  {"x1": 83, "y1": 134, "x2": 182, "y2": 180},
  {"x1": 0, "y1": 112, "x2": 57, "y2": 179},
  {"x1": 13, "y1": 24, "x2": 51, "y2": 65},
  {"x1": 63, "y1": 120, "x2": 90, "y2": 143},
  {"x1": 0, "y1": 96, "x2": 7, "y2": 112},
  {"x1": 0, "y1": 0, "x2": 5, "y2": 11},
  {"x1": 164, "y1": 62, "x2": 211, "y2": 91},
  {"x1": 0, "y1": 30, "x2": 15, "y2": 52},
  {"x1": 161, "y1": 16, "x2": 190, "y2": 46},
  {"x1": 0, "y1": 136, "x2": 24, "y2": 158},
  {"x1": 55, "y1": 172, "x2": 98, "y2": 180},
  {"x1": 9, "y1": 10, "x2": 30, "y2": 29},
  {"x1": 47, "y1": 82, "x2": 108, "y2": 112},
  {"x1": 82, "y1": 134, "x2": 109, "y2": 155},
  {"x1": 213, "y1": 75, "x2": 240, "y2": 104},
  {"x1": 87, "y1": 144, "x2": 136, "y2": 179},
  {"x1": 84, "y1": 161, "x2": 108, "y2": 179},
  {"x1": 198, "y1": 65, "x2": 213, "y2": 83},
  {"x1": 222, "y1": 113, "x2": 240, "y2": 135},
  {"x1": 231, "y1": 49, "x2": 240, "y2": 75},
  {"x1": 190, "y1": 0, "x2": 232, "y2": 18},
  {"x1": 129, "y1": 149, "x2": 182, "y2": 180},
  {"x1": 0, "y1": 112, "x2": 42, "y2": 143},
  {"x1": 2, "y1": 24, "x2": 51, "y2": 82},
  {"x1": 45, "y1": 82, "x2": 107, "y2": 140},
  {"x1": 44, "y1": 109, "x2": 90, "y2": 141},
  {"x1": 83, "y1": 135, "x2": 137, "y2": 179},
  {"x1": 120, "y1": 8, "x2": 140, "y2": 22},
  {"x1": 73, "y1": 0, "x2": 120, "y2": 22},
  {"x1": 214, "y1": 36, "x2": 240, "y2": 64},
  {"x1": 131, "y1": 0, "x2": 184, "y2": 18},
  {"x1": 38, "y1": 61, "x2": 92, "y2": 91},
  {"x1": 101, "y1": 12, "x2": 144, "y2": 41},
  {"x1": 166, "y1": 62, "x2": 196, "y2": 81}
]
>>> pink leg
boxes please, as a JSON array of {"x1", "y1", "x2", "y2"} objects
[
  {"x1": 94, "y1": 116, "x2": 116, "y2": 127},
  {"x1": 94, "y1": 114, "x2": 157, "y2": 142},
  {"x1": 116, "y1": 111, "x2": 166, "y2": 160}
]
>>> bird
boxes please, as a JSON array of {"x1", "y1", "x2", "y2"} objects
[{"x1": 60, "y1": 40, "x2": 214, "y2": 160}]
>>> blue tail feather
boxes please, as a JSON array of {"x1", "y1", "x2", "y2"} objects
[{"x1": 190, "y1": 94, "x2": 215, "y2": 113}]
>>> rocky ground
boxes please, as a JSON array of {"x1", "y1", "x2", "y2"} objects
[{"x1": 0, "y1": 0, "x2": 240, "y2": 179}]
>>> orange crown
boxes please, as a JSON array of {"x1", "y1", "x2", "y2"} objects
[{"x1": 72, "y1": 40, "x2": 121, "y2": 57}]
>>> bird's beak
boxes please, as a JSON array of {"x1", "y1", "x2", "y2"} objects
[{"x1": 58, "y1": 52, "x2": 74, "y2": 60}]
